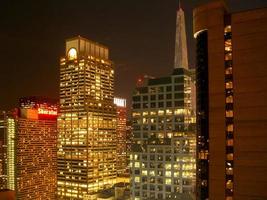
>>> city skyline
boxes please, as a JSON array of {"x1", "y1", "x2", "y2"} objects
[
  {"x1": 1, "y1": 0, "x2": 267, "y2": 112},
  {"x1": 1, "y1": 1, "x2": 267, "y2": 200}
]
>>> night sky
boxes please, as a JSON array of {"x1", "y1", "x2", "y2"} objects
[{"x1": 1, "y1": 0, "x2": 267, "y2": 112}]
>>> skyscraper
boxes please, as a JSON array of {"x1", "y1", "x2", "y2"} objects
[
  {"x1": 130, "y1": 6, "x2": 196, "y2": 200},
  {"x1": 0, "y1": 111, "x2": 8, "y2": 190},
  {"x1": 57, "y1": 36, "x2": 117, "y2": 199},
  {"x1": 6, "y1": 97, "x2": 58, "y2": 199},
  {"x1": 114, "y1": 97, "x2": 127, "y2": 176},
  {"x1": 193, "y1": 1, "x2": 267, "y2": 199}
]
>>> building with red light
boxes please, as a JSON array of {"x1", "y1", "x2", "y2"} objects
[
  {"x1": 6, "y1": 97, "x2": 58, "y2": 199},
  {"x1": 114, "y1": 98, "x2": 127, "y2": 176}
]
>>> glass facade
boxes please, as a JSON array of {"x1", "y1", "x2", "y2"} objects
[{"x1": 130, "y1": 69, "x2": 196, "y2": 200}]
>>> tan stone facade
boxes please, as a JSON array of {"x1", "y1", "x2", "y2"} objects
[{"x1": 194, "y1": 1, "x2": 267, "y2": 200}]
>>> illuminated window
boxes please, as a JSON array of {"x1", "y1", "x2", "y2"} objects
[
  {"x1": 68, "y1": 48, "x2": 77, "y2": 60},
  {"x1": 165, "y1": 178, "x2": 171, "y2": 185},
  {"x1": 166, "y1": 109, "x2": 173, "y2": 115},
  {"x1": 173, "y1": 164, "x2": 180, "y2": 170},
  {"x1": 226, "y1": 110, "x2": 233, "y2": 118},
  {"x1": 226, "y1": 81, "x2": 233, "y2": 89},
  {"x1": 226, "y1": 167, "x2": 233, "y2": 175},
  {"x1": 174, "y1": 109, "x2": 184, "y2": 115},
  {"x1": 150, "y1": 111, "x2": 156, "y2": 115},
  {"x1": 224, "y1": 25, "x2": 231, "y2": 33},
  {"x1": 226, "y1": 95, "x2": 233, "y2": 103},
  {"x1": 225, "y1": 52, "x2": 232, "y2": 61},
  {"x1": 226, "y1": 153, "x2": 233, "y2": 161},
  {"x1": 142, "y1": 170, "x2": 148, "y2": 176},
  {"x1": 165, "y1": 171, "x2": 171, "y2": 177},
  {"x1": 225, "y1": 45, "x2": 232, "y2": 52},
  {"x1": 227, "y1": 139, "x2": 233, "y2": 146},
  {"x1": 143, "y1": 118, "x2": 148, "y2": 124},
  {"x1": 134, "y1": 162, "x2": 140, "y2": 168},
  {"x1": 225, "y1": 67, "x2": 233, "y2": 75},
  {"x1": 174, "y1": 171, "x2": 179, "y2": 176},
  {"x1": 158, "y1": 110, "x2": 164, "y2": 115},
  {"x1": 149, "y1": 170, "x2": 155, "y2": 176},
  {"x1": 132, "y1": 112, "x2": 141, "y2": 117},
  {"x1": 226, "y1": 180, "x2": 233, "y2": 189},
  {"x1": 135, "y1": 177, "x2": 140, "y2": 183},
  {"x1": 143, "y1": 112, "x2": 148, "y2": 116},
  {"x1": 227, "y1": 124, "x2": 233, "y2": 132}
]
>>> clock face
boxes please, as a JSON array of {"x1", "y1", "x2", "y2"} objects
[{"x1": 68, "y1": 48, "x2": 77, "y2": 60}]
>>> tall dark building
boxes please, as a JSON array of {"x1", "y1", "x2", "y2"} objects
[{"x1": 194, "y1": 1, "x2": 267, "y2": 199}]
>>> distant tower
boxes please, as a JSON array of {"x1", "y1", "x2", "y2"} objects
[
  {"x1": 174, "y1": 1, "x2": 188, "y2": 69},
  {"x1": 114, "y1": 97, "x2": 127, "y2": 176}
]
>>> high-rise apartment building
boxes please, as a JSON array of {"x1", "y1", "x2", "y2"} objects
[
  {"x1": 193, "y1": 1, "x2": 267, "y2": 199},
  {"x1": 0, "y1": 111, "x2": 7, "y2": 190},
  {"x1": 114, "y1": 98, "x2": 127, "y2": 176},
  {"x1": 130, "y1": 6, "x2": 196, "y2": 200},
  {"x1": 57, "y1": 36, "x2": 117, "y2": 199},
  {"x1": 6, "y1": 97, "x2": 57, "y2": 199}
]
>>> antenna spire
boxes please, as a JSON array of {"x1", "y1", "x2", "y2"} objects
[
  {"x1": 174, "y1": 0, "x2": 188, "y2": 69},
  {"x1": 179, "y1": 0, "x2": 181, "y2": 10}
]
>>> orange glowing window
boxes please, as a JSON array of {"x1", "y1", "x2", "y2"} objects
[
  {"x1": 226, "y1": 110, "x2": 233, "y2": 118},
  {"x1": 227, "y1": 124, "x2": 234, "y2": 132},
  {"x1": 226, "y1": 180, "x2": 233, "y2": 189},
  {"x1": 226, "y1": 153, "x2": 234, "y2": 161},
  {"x1": 226, "y1": 81, "x2": 233, "y2": 89},
  {"x1": 227, "y1": 139, "x2": 234, "y2": 146},
  {"x1": 226, "y1": 167, "x2": 233, "y2": 175},
  {"x1": 226, "y1": 95, "x2": 233, "y2": 103}
]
